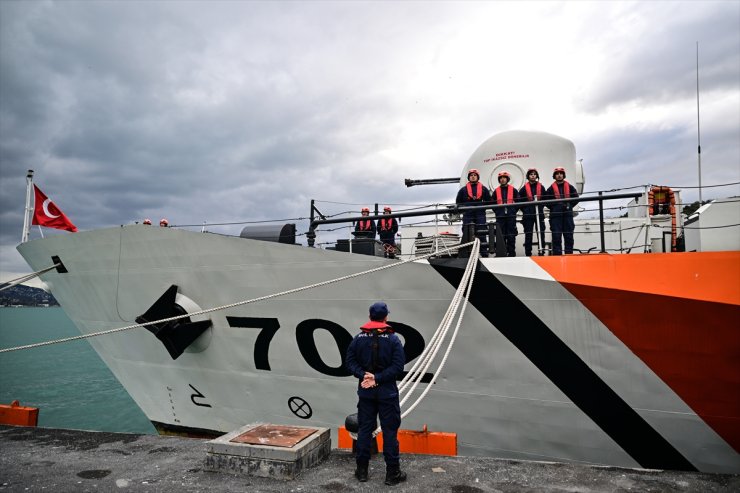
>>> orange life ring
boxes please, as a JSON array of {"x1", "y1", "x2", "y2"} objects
[{"x1": 647, "y1": 186, "x2": 677, "y2": 252}]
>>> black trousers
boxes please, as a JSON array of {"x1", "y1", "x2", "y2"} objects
[
  {"x1": 356, "y1": 396, "x2": 401, "y2": 466},
  {"x1": 521, "y1": 212, "x2": 546, "y2": 256},
  {"x1": 550, "y1": 214, "x2": 575, "y2": 255}
]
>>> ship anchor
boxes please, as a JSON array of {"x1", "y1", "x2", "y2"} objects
[{"x1": 135, "y1": 285, "x2": 212, "y2": 360}]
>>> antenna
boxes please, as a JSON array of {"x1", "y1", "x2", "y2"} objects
[{"x1": 696, "y1": 41, "x2": 702, "y2": 204}]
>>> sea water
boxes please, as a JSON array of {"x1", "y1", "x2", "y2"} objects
[{"x1": 0, "y1": 307, "x2": 156, "y2": 434}]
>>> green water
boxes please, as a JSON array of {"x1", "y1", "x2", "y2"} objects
[{"x1": 0, "y1": 307, "x2": 156, "y2": 434}]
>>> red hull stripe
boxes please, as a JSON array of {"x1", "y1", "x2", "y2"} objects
[
  {"x1": 532, "y1": 252, "x2": 740, "y2": 306},
  {"x1": 534, "y1": 253, "x2": 740, "y2": 453}
]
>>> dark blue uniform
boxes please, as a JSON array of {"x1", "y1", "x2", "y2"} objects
[
  {"x1": 492, "y1": 184, "x2": 519, "y2": 257},
  {"x1": 354, "y1": 218, "x2": 376, "y2": 239},
  {"x1": 456, "y1": 182, "x2": 491, "y2": 255},
  {"x1": 378, "y1": 217, "x2": 398, "y2": 258},
  {"x1": 345, "y1": 321, "x2": 405, "y2": 468},
  {"x1": 518, "y1": 181, "x2": 546, "y2": 256},
  {"x1": 545, "y1": 180, "x2": 579, "y2": 255}
]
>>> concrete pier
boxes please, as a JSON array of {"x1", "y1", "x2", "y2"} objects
[
  {"x1": 204, "y1": 423, "x2": 330, "y2": 479},
  {"x1": 1, "y1": 425, "x2": 738, "y2": 492}
]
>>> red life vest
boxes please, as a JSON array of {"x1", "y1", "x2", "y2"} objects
[
  {"x1": 551, "y1": 180, "x2": 571, "y2": 199},
  {"x1": 466, "y1": 182, "x2": 482, "y2": 200},
  {"x1": 380, "y1": 218, "x2": 395, "y2": 231},
  {"x1": 360, "y1": 321, "x2": 393, "y2": 333},
  {"x1": 524, "y1": 182, "x2": 543, "y2": 201},
  {"x1": 358, "y1": 220, "x2": 372, "y2": 231},
  {"x1": 495, "y1": 185, "x2": 514, "y2": 204}
]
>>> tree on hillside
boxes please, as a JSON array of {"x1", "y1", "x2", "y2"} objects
[{"x1": 682, "y1": 200, "x2": 710, "y2": 217}]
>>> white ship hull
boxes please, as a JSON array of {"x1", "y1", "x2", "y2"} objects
[{"x1": 17, "y1": 225, "x2": 740, "y2": 473}]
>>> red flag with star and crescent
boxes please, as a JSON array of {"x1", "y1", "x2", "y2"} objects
[{"x1": 31, "y1": 185, "x2": 78, "y2": 232}]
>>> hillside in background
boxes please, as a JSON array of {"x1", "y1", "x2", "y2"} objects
[{"x1": 0, "y1": 284, "x2": 58, "y2": 307}]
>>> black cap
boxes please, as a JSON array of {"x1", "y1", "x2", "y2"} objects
[{"x1": 369, "y1": 302, "x2": 389, "y2": 321}]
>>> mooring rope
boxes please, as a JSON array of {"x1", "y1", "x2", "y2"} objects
[
  {"x1": 0, "y1": 264, "x2": 60, "y2": 293},
  {"x1": 358, "y1": 238, "x2": 480, "y2": 438},
  {"x1": 400, "y1": 239, "x2": 479, "y2": 403},
  {"x1": 399, "y1": 239, "x2": 479, "y2": 419},
  {"x1": 0, "y1": 241, "x2": 477, "y2": 354}
]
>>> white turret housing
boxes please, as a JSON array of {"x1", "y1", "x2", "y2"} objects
[{"x1": 461, "y1": 130, "x2": 585, "y2": 193}]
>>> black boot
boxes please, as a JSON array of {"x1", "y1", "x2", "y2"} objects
[
  {"x1": 384, "y1": 465, "x2": 407, "y2": 486},
  {"x1": 354, "y1": 462, "x2": 368, "y2": 482}
]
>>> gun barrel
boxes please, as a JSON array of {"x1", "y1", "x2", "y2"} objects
[{"x1": 404, "y1": 177, "x2": 460, "y2": 187}]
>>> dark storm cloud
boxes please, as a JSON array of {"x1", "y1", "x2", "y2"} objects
[
  {"x1": 581, "y1": 2, "x2": 740, "y2": 112},
  {"x1": 1, "y1": 1, "x2": 738, "y2": 277},
  {"x1": 0, "y1": 0, "x2": 438, "y2": 268},
  {"x1": 577, "y1": 120, "x2": 740, "y2": 210}
]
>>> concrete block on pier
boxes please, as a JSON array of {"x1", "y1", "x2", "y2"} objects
[{"x1": 204, "y1": 423, "x2": 330, "y2": 480}]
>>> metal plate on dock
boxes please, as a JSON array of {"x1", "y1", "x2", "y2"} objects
[{"x1": 230, "y1": 424, "x2": 317, "y2": 448}]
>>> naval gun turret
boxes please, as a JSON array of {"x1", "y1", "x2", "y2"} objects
[{"x1": 460, "y1": 130, "x2": 584, "y2": 192}]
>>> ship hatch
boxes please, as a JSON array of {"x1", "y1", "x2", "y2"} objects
[{"x1": 230, "y1": 424, "x2": 318, "y2": 448}]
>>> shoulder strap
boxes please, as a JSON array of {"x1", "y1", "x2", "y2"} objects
[
  {"x1": 466, "y1": 182, "x2": 481, "y2": 200},
  {"x1": 496, "y1": 186, "x2": 513, "y2": 204},
  {"x1": 371, "y1": 330, "x2": 380, "y2": 372},
  {"x1": 524, "y1": 182, "x2": 533, "y2": 201}
]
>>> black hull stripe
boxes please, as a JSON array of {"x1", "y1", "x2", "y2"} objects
[{"x1": 430, "y1": 258, "x2": 696, "y2": 471}]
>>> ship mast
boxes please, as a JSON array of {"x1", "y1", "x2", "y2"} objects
[
  {"x1": 696, "y1": 41, "x2": 703, "y2": 204},
  {"x1": 21, "y1": 169, "x2": 34, "y2": 243}
]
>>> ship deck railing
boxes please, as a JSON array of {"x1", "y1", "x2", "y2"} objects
[{"x1": 307, "y1": 192, "x2": 643, "y2": 254}]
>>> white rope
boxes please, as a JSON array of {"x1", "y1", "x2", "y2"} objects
[
  {"x1": 0, "y1": 264, "x2": 60, "y2": 292},
  {"x1": 398, "y1": 243, "x2": 478, "y2": 404},
  {"x1": 398, "y1": 239, "x2": 478, "y2": 396},
  {"x1": 399, "y1": 239, "x2": 480, "y2": 419},
  {"x1": 0, "y1": 241, "x2": 476, "y2": 354},
  {"x1": 363, "y1": 238, "x2": 480, "y2": 438}
]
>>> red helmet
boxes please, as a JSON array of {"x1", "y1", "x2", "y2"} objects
[
  {"x1": 361, "y1": 207, "x2": 370, "y2": 213},
  {"x1": 526, "y1": 168, "x2": 539, "y2": 179},
  {"x1": 467, "y1": 168, "x2": 480, "y2": 180},
  {"x1": 383, "y1": 206, "x2": 392, "y2": 213},
  {"x1": 552, "y1": 167, "x2": 566, "y2": 179},
  {"x1": 497, "y1": 171, "x2": 511, "y2": 183},
  {"x1": 159, "y1": 218, "x2": 169, "y2": 227},
  {"x1": 143, "y1": 218, "x2": 152, "y2": 225}
]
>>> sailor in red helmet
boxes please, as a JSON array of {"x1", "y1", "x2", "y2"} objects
[
  {"x1": 378, "y1": 206, "x2": 399, "y2": 259},
  {"x1": 345, "y1": 302, "x2": 407, "y2": 485},
  {"x1": 517, "y1": 168, "x2": 546, "y2": 256},
  {"x1": 455, "y1": 168, "x2": 491, "y2": 256},
  {"x1": 159, "y1": 218, "x2": 169, "y2": 227},
  {"x1": 545, "y1": 167, "x2": 579, "y2": 255},
  {"x1": 492, "y1": 171, "x2": 519, "y2": 257},
  {"x1": 353, "y1": 207, "x2": 376, "y2": 239}
]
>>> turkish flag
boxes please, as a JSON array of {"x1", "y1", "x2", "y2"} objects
[{"x1": 31, "y1": 185, "x2": 78, "y2": 232}]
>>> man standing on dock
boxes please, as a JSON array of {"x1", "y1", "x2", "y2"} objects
[
  {"x1": 345, "y1": 302, "x2": 407, "y2": 486},
  {"x1": 545, "y1": 167, "x2": 579, "y2": 255}
]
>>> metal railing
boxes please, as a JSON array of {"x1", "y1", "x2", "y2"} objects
[{"x1": 307, "y1": 192, "x2": 642, "y2": 254}]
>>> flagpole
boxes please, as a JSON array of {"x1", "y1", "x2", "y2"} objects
[
  {"x1": 696, "y1": 41, "x2": 702, "y2": 204},
  {"x1": 21, "y1": 169, "x2": 34, "y2": 243}
]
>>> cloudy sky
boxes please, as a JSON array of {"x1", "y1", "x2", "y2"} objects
[{"x1": 1, "y1": 0, "x2": 738, "y2": 278}]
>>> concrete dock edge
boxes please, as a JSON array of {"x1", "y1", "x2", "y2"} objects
[{"x1": 1, "y1": 425, "x2": 738, "y2": 492}]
